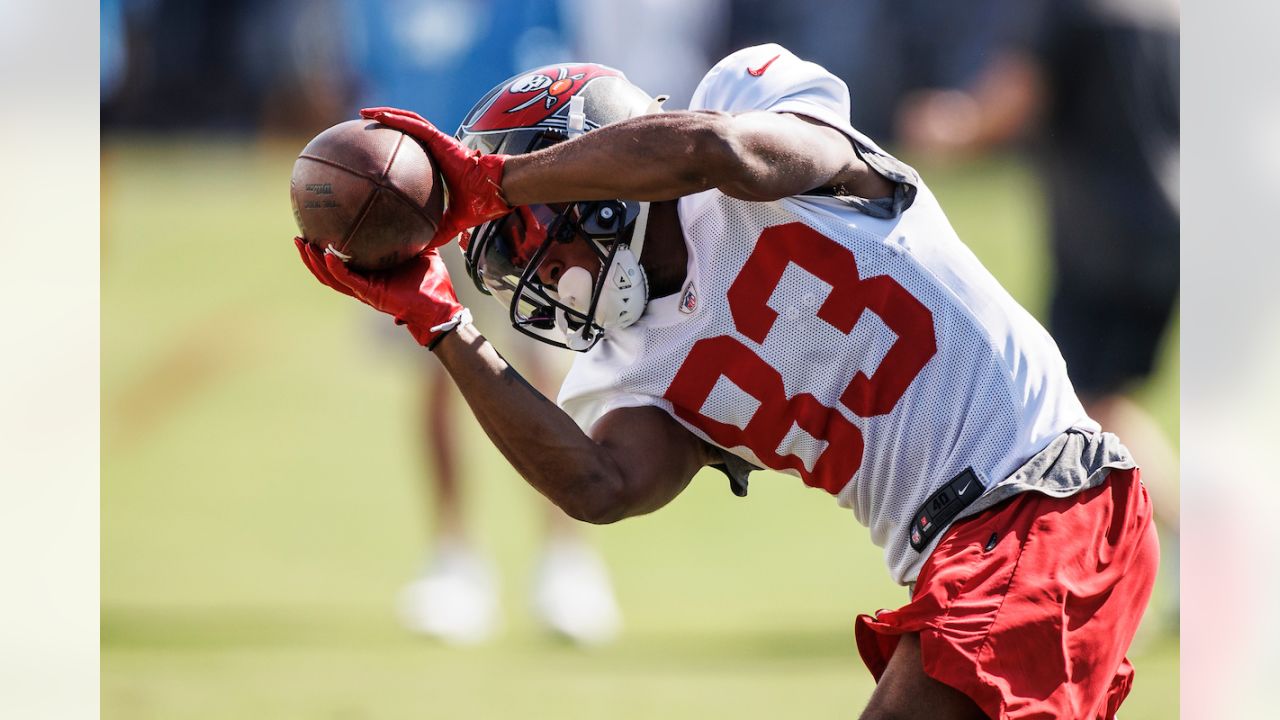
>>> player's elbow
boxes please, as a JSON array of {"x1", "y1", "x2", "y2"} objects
[
  {"x1": 555, "y1": 471, "x2": 632, "y2": 525},
  {"x1": 566, "y1": 503, "x2": 627, "y2": 526},
  {"x1": 561, "y1": 498, "x2": 628, "y2": 526}
]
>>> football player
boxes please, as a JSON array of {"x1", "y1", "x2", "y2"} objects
[{"x1": 296, "y1": 44, "x2": 1158, "y2": 719}]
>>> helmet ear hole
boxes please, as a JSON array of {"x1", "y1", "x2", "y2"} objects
[
  {"x1": 596, "y1": 206, "x2": 619, "y2": 229},
  {"x1": 577, "y1": 201, "x2": 635, "y2": 238}
]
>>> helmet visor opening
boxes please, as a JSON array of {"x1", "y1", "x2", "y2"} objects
[{"x1": 465, "y1": 199, "x2": 636, "y2": 352}]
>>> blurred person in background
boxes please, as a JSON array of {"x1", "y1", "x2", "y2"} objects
[
  {"x1": 347, "y1": 0, "x2": 730, "y2": 645},
  {"x1": 101, "y1": 0, "x2": 127, "y2": 103},
  {"x1": 100, "y1": 0, "x2": 360, "y2": 133},
  {"x1": 101, "y1": 0, "x2": 292, "y2": 130},
  {"x1": 725, "y1": 0, "x2": 1008, "y2": 142},
  {"x1": 397, "y1": 252, "x2": 620, "y2": 647},
  {"x1": 345, "y1": 0, "x2": 621, "y2": 645},
  {"x1": 891, "y1": 0, "x2": 1181, "y2": 623},
  {"x1": 559, "y1": 0, "x2": 729, "y2": 110}
]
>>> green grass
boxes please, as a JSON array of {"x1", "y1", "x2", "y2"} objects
[{"x1": 102, "y1": 140, "x2": 1178, "y2": 718}]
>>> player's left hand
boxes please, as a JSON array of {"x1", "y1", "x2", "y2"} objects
[
  {"x1": 295, "y1": 237, "x2": 469, "y2": 348},
  {"x1": 360, "y1": 106, "x2": 512, "y2": 250}
]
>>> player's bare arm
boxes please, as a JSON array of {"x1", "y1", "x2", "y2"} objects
[
  {"x1": 434, "y1": 322, "x2": 717, "y2": 524},
  {"x1": 501, "y1": 110, "x2": 894, "y2": 206}
]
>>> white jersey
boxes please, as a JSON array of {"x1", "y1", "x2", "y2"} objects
[{"x1": 557, "y1": 45, "x2": 1097, "y2": 584}]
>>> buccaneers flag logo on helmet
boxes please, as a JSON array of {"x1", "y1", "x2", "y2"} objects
[{"x1": 461, "y1": 64, "x2": 624, "y2": 134}]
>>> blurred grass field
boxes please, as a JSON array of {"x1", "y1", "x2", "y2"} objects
[{"x1": 102, "y1": 139, "x2": 1178, "y2": 719}]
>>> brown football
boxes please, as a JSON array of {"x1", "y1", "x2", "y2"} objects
[{"x1": 290, "y1": 119, "x2": 444, "y2": 271}]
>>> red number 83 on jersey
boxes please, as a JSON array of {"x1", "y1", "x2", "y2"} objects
[{"x1": 663, "y1": 223, "x2": 937, "y2": 494}]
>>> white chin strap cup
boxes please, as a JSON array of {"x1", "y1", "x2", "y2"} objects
[{"x1": 554, "y1": 307, "x2": 597, "y2": 352}]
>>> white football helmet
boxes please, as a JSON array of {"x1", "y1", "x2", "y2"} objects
[{"x1": 455, "y1": 63, "x2": 664, "y2": 350}]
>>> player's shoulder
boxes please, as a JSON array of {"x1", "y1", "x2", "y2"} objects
[
  {"x1": 704, "y1": 43, "x2": 793, "y2": 78},
  {"x1": 690, "y1": 44, "x2": 850, "y2": 116}
]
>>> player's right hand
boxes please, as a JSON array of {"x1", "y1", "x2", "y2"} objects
[
  {"x1": 360, "y1": 107, "x2": 512, "y2": 250},
  {"x1": 295, "y1": 238, "x2": 469, "y2": 348}
]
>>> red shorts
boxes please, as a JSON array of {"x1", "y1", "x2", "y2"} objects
[{"x1": 855, "y1": 468, "x2": 1159, "y2": 720}]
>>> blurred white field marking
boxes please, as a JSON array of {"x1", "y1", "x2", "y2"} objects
[
  {"x1": 0, "y1": 1, "x2": 100, "y2": 718},
  {"x1": 1182, "y1": 0, "x2": 1280, "y2": 715}
]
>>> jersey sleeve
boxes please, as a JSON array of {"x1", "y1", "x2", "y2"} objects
[
  {"x1": 688, "y1": 44, "x2": 859, "y2": 141},
  {"x1": 684, "y1": 44, "x2": 921, "y2": 221},
  {"x1": 556, "y1": 338, "x2": 664, "y2": 434},
  {"x1": 557, "y1": 385, "x2": 663, "y2": 436}
]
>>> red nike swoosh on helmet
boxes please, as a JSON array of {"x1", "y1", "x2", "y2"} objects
[{"x1": 747, "y1": 53, "x2": 782, "y2": 77}]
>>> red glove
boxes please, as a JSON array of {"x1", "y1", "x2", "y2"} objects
[
  {"x1": 295, "y1": 238, "x2": 470, "y2": 348},
  {"x1": 360, "y1": 106, "x2": 512, "y2": 249}
]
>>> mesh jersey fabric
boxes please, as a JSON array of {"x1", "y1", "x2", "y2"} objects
[{"x1": 556, "y1": 44, "x2": 1096, "y2": 584}]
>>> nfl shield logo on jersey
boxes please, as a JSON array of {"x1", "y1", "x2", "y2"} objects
[{"x1": 679, "y1": 281, "x2": 698, "y2": 314}]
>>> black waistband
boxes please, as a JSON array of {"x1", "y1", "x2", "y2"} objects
[{"x1": 909, "y1": 467, "x2": 983, "y2": 552}]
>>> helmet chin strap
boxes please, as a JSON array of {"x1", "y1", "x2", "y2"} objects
[
  {"x1": 554, "y1": 307, "x2": 597, "y2": 352},
  {"x1": 629, "y1": 201, "x2": 651, "y2": 261}
]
